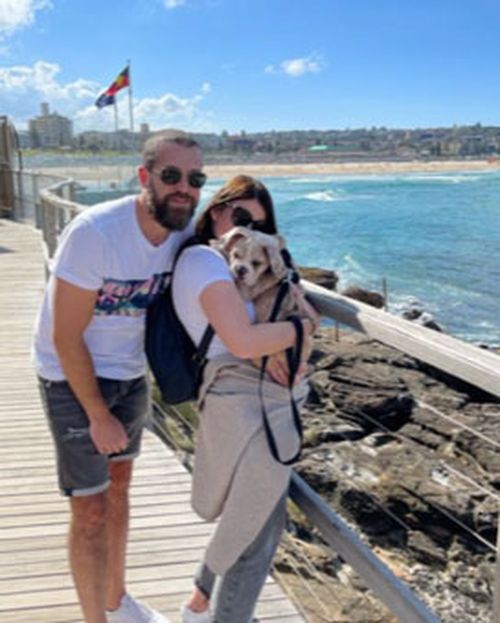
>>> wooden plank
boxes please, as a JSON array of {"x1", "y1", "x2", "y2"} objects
[{"x1": 2, "y1": 583, "x2": 303, "y2": 623}]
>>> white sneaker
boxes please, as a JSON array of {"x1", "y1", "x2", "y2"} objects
[
  {"x1": 108, "y1": 593, "x2": 170, "y2": 623},
  {"x1": 180, "y1": 604, "x2": 212, "y2": 623}
]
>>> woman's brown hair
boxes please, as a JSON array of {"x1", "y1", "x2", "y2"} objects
[{"x1": 195, "y1": 175, "x2": 278, "y2": 243}]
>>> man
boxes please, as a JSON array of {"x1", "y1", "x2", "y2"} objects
[{"x1": 33, "y1": 129, "x2": 206, "y2": 623}]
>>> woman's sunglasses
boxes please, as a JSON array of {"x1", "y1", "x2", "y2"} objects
[
  {"x1": 152, "y1": 165, "x2": 207, "y2": 189},
  {"x1": 228, "y1": 205, "x2": 267, "y2": 232}
]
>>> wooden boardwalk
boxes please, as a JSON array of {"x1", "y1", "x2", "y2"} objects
[{"x1": 0, "y1": 219, "x2": 304, "y2": 623}]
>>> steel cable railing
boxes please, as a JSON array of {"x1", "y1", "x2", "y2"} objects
[
  {"x1": 332, "y1": 404, "x2": 498, "y2": 552},
  {"x1": 416, "y1": 399, "x2": 500, "y2": 452}
]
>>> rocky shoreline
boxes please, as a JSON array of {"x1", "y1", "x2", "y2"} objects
[{"x1": 276, "y1": 328, "x2": 499, "y2": 623}]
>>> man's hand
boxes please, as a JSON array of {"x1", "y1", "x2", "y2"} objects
[{"x1": 89, "y1": 411, "x2": 129, "y2": 455}]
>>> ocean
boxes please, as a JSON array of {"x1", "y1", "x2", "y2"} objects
[{"x1": 72, "y1": 169, "x2": 500, "y2": 347}]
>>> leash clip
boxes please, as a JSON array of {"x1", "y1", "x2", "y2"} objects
[{"x1": 286, "y1": 268, "x2": 300, "y2": 285}]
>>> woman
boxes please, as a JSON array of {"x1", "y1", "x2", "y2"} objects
[{"x1": 172, "y1": 175, "x2": 315, "y2": 623}]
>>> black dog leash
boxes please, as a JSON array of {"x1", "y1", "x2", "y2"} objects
[{"x1": 258, "y1": 252, "x2": 305, "y2": 465}]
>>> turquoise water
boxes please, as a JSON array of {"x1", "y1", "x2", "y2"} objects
[{"x1": 76, "y1": 170, "x2": 500, "y2": 346}]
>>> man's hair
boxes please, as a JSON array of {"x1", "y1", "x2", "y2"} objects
[{"x1": 142, "y1": 129, "x2": 201, "y2": 171}]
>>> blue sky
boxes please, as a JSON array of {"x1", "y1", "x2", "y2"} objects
[{"x1": 1, "y1": 0, "x2": 500, "y2": 134}]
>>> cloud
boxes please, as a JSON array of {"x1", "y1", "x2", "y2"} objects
[
  {"x1": 0, "y1": 61, "x2": 99, "y2": 100},
  {"x1": 161, "y1": 0, "x2": 221, "y2": 10},
  {"x1": 265, "y1": 54, "x2": 326, "y2": 77},
  {"x1": 74, "y1": 82, "x2": 213, "y2": 132},
  {"x1": 0, "y1": 0, "x2": 52, "y2": 38},
  {"x1": 0, "y1": 58, "x2": 213, "y2": 132},
  {"x1": 163, "y1": 0, "x2": 186, "y2": 9}
]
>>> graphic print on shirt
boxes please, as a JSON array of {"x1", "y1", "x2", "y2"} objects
[{"x1": 95, "y1": 272, "x2": 171, "y2": 316}]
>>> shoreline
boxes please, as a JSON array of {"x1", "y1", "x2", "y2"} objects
[{"x1": 35, "y1": 158, "x2": 500, "y2": 182}]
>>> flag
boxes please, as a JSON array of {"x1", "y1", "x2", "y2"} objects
[
  {"x1": 104, "y1": 66, "x2": 130, "y2": 96},
  {"x1": 95, "y1": 66, "x2": 130, "y2": 109},
  {"x1": 95, "y1": 92, "x2": 116, "y2": 108}
]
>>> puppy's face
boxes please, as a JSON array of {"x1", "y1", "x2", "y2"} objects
[
  {"x1": 212, "y1": 227, "x2": 287, "y2": 290},
  {"x1": 228, "y1": 237, "x2": 270, "y2": 288}
]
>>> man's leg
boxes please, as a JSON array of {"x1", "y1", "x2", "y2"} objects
[
  {"x1": 69, "y1": 492, "x2": 109, "y2": 623},
  {"x1": 39, "y1": 378, "x2": 111, "y2": 623},
  {"x1": 106, "y1": 459, "x2": 134, "y2": 610}
]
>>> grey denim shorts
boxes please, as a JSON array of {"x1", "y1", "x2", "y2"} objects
[{"x1": 38, "y1": 375, "x2": 150, "y2": 497}]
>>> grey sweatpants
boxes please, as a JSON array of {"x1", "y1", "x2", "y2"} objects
[{"x1": 194, "y1": 492, "x2": 288, "y2": 623}]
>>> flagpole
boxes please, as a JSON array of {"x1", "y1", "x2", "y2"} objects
[
  {"x1": 113, "y1": 98, "x2": 119, "y2": 133},
  {"x1": 127, "y1": 59, "x2": 134, "y2": 133}
]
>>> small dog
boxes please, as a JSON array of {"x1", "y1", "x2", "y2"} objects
[{"x1": 211, "y1": 226, "x2": 316, "y2": 327}]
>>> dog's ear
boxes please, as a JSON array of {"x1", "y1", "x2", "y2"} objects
[
  {"x1": 210, "y1": 226, "x2": 250, "y2": 255},
  {"x1": 264, "y1": 241, "x2": 288, "y2": 279}
]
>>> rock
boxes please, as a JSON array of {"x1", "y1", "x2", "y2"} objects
[
  {"x1": 407, "y1": 530, "x2": 448, "y2": 568},
  {"x1": 298, "y1": 265, "x2": 339, "y2": 290},
  {"x1": 402, "y1": 306, "x2": 444, "y2": 332},
  {"x1": 288, "y1": 329, "x2": 499, "y2": 622},
  {"x1": 342, "y1": 285, "x2": 386, "y2": 308}
]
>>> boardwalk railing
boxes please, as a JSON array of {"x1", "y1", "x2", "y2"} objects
[
  {"x1": 303, "y1": 281, "x2": 500, "y2": 399},
  {"x1": 7, "y1": 172, "x2": 500, "y2": 622}
]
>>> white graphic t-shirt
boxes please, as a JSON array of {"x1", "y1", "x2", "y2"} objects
[{"x1": 33, "y1": 195, "x2": 192, "y2": 380}]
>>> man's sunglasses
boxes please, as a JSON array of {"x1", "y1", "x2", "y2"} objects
[
  {"x1": 229, "y1": 205, "x2": 267, "y2": 232},
  {"x1": 152, "y1": 165, "x2": 207, "y2": 189}
]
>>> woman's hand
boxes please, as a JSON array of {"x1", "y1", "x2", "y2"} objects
[
  {"x1": 264, "y1": 352, "x2": 289, "y2": 386},
  {"x1": 261, "y1": 350, "x2": 308, "y2": 387}
]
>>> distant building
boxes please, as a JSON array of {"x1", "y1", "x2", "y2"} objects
[
  {"x1": 29, "y1": 103, "x2": 73, "y2": 148},
  {"x1": 77, "y1": 129, "x2": 148, "y2": 152}
]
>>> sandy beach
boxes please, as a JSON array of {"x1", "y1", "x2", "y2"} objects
[{"x1": 36, "y1": 158, "x2": 500, "y2": 182}]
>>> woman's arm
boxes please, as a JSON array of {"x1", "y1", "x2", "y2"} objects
[{"x1": 200, "y1": 280, "x2": 311, "y2": 359}]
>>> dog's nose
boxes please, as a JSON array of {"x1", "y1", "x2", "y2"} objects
[{"x1": 236, "y1": 266, "x2": 247, "y2": 278}]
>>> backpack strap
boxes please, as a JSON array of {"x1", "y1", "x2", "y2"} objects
[{"x1": 194, "y1": 324, "x2": 215, "y2": 362}]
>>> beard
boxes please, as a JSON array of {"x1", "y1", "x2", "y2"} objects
[{"x1": 147, "y1": 186, "x2": 197, "y2": 231}]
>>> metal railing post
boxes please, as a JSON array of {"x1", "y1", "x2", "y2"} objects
[
  {"x1": 289, "y1": 473, "x2": 442, "y2": 623},
  {"x1": 33, "y1": 174, "x2": 41, "y2": 229}
]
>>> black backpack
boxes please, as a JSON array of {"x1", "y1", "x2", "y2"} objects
[{"x1": 145, "y1": 238, "x2": 214, "y2": 404}]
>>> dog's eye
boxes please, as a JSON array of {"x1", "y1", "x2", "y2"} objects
[{"x1": 251, "y1": 261, "x2": 262, "y2": 268}]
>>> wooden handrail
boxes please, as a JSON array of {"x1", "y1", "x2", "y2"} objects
[{"x1": 303, "y1": 280, "x2": 500, "y2": 399}]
